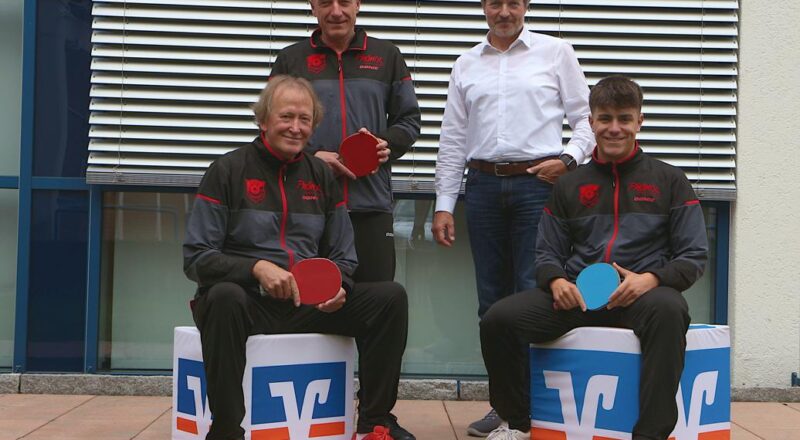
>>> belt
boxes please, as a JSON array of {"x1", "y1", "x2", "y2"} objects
[{"x1": 467, "y1": 156, "x2": 558, "y2": 177}]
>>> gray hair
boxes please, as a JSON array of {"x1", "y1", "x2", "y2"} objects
[{"x1": 252, "y1": 75, "x2": 324, "y2": 129}]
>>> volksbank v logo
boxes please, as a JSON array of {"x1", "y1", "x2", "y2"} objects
[
  {"x1": 251, "y1": 362, "x2": 347, "y2": 439},
  {"x1": 541, "y1": 371, "x2": 624, "y2": 431},
  {"x1": 174, "y1": 359, "x2": 347, "y2": 439},
  {"x1": 530, "y1": 347, "x2": 730, "y2": 439},
  {"x1": 175, "y1": 358, "x2": 211, "y2": 436}
]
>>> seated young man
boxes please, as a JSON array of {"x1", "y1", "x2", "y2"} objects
[
  {"x1": 480, "y1": 76, "x2": 709, "y2": 440},
  {"x1": 183, "y1": 75, "x2": 415, "y2": 440}
]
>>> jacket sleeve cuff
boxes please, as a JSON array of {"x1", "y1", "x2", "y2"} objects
[
  {"x1": 536, "y1": 264, "x2": 569, "y2": 292},
  {"x1": 240, "y1": 258, "x2": 262, "y2": 284},
  {"x1": 341, "y1": 275, "x2": 355, "y2": 296},
  {"x1": 647, "y1": 261, "x2": 701, "y2": 292},
  {"x1": 379, "y1": 126, "x2": 414, "y2": 161}
]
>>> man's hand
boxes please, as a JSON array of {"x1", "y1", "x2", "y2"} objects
[
  {"x1": 432, "y1": 211, "x2": 456, "y2": 247},
  {"x1": 252, "y1": 260, "x2": 300, "y2": 307},
  {"x1": 606, "y1": 262, "x2": 659, "y2": 309},
  {"x1": 550, "y1": 278, "x2": 587, "y2": 311},
  {"x1": 317, "y1": 287, "x2": 346, "y2": 313},
  {"x1": 528, "y1": 159, "x2": 567, "y2": 184},
  {"x1": 315, "y1": 151, "x2": 357, "y2": 180},
  {"x1": 358, "y1": 128, "x2": 390, "y2": 171}
]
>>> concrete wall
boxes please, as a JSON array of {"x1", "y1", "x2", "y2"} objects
[{"x1": 731, "y1": 0, "x2": 800, "y2": 388}]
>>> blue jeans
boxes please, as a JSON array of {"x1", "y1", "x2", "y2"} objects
[{"x1": 464, "y1": 168, "x2": 552, "y2": 318}]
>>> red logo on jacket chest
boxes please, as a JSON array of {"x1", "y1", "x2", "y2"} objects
[
  {"x1": 629, "y1": 182, "x2": 661, "y2": 203},
  {"x1": 306, "y1": 54, "x2": 327, "y2": 74},
  {"x1": 356, "y1": 54, "x2": 384, "y2": 71},
  {"x1": 245, "y1": 179, "x2": 266, "y2": 204},
  {"x1": 579, "y1": 184, "x2": 601, "y2": 208},
  {"x1": 297, "y1": 179, "x2": 323, "y2": 201}
]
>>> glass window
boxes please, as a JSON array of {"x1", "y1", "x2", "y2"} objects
[
  {"x1": 99, "y1": 191, "x2": 196, "y2": 370},
  {"x1": 98, "y1": 192, "x2": 717, "y2": 374},
  {"x1": 28, "y1": 190, "x2": 88, "y2": 371},
  {"x1": 393, "y1": 199, "x2": 718, "y2": 376},
  {"x1": 0, "y1": 190, "x2": 19, "y2": 368},
  {"x1": 0, "y1": 0, "x2": 23, "y2": 175},
  {"x1": 684, "y1": 206, "x2": 718, "y2": 324},
  {"x1": 394, "y1": 200, "x2": 484, "y2": 376},
  {"x1": 32, "y1": 0, "x2": 91, "y2": 177}
]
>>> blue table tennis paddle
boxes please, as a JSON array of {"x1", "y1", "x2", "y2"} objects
[{"x1": 576, "y1": 263, "x2": 620, "y2": 311}]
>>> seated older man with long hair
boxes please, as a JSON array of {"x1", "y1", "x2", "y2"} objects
[{"x1": 183, "y1": 75, "x2": 415, "y2": 440}]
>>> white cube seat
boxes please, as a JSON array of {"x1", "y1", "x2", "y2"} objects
[
  {"x1": 529, "y1": 325, "x2": 731, "y2": 440},
  {"x1": 172, "y1": 327, "x2": 356, "y2": 440}
]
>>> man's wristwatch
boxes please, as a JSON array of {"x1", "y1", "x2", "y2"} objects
[{"x1": 559, "y1": 154, "x2": 577, "y2": 171}]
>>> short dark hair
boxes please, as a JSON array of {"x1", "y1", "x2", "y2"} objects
[{"x1": 589, "y1": 76, "x2": 643, "y2": 112}]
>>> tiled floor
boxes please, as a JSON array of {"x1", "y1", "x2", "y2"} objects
[{"x1": 1, "y1": 394, "x2": 798, "y2": 439}]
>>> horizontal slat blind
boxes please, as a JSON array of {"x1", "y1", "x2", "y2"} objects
[{"x1": 88, "y1": 0, "x2": 738, "y2": 200}]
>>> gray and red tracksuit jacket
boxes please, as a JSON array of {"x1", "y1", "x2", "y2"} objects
[
  {"x1": 270, "y1": 27, "x2": 421, "y2": 213},
  {"x1": 536, "y1": 145, "x2": 708, "y2": 292},
  {"x1": 183, "y1": 134, "x2": 357, "y2": 295}
]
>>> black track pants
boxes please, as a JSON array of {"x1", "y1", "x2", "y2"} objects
[
  {"x1": 192, "y1": 281, "x2": 409, "y2": 440},
  {"x1": 480, "y1": 287, "x2": 690, "y2": 439},
  {"x1": 350, "y1": 211, "x2": 396, "y2": 283}
]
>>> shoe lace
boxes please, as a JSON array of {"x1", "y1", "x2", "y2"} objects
[
  {"x1": 486, "y1": 424, "x2": 520, "y2": 440},
  {"x1": 482, "y1": 408, "x2": 499, "y2": 421}
]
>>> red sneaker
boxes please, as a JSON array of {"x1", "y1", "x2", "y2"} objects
[{"x1": 353, "y1": 425, "x2": 394, "y2": 440}]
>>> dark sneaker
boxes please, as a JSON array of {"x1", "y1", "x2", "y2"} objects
[
  {"x1": 467, "y1": 408, "x2": 502, "y2": 437},
  {"x1": 386, "y1": 413, "x2": 415, "y2": 440}
]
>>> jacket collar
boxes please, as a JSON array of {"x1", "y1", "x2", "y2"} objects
[
  {"x1": 310, "y1": 27, "x2": 368, "y2": 51},
  {"x1": 590, "y1": 142, "x2": 643, "y2": 172},
  {"x1": 253, "y1": 132, "x2": 304, "y2": 166}
]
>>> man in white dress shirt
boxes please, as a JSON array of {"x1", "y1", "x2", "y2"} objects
[{"x1": 431, "y1": 0, "x2": 594, "y2": 435}]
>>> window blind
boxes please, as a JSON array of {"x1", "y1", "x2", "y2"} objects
[{"x1": 88, "y1": 0, "x2": 738, "y2": 200}]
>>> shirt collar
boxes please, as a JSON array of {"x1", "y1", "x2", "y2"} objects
[{"x1": 480, "y1": 26, "x2": 533, "y2": 54}]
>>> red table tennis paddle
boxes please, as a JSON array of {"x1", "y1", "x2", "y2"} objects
[
  {"x1": 339, "y1": 132, "x2": 380, "y2": 177},
  {"x1": 576, "y1": 263, "x2": 620, "y2": 311},
  {"x1": 290, "y1": 258, "x2": 342, "y2": 305}
]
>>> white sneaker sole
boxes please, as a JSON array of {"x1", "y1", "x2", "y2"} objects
[{"x1": 466, "y1": 426, "x2": 491, "y2": 437}]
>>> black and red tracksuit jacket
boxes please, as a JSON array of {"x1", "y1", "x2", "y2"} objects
[
  {"x1": 270, "y1": 27, "x2": 421, "y2": 213},
  {"x1": 183, "y1": 135, "x2": 357, "y2": 295},
  {"x1": 536, "y1": 145, "x2": 709, "y2": 292}
]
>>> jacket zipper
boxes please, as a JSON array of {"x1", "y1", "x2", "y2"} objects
[
  {"x1": 337, "y1": 52, "x2": 350, "y2": 207},
  {"x1": 337, "y1": 53, "x2": 347, "y2": 139},
  {"x1": 278, "y1": 164, "x2": 295, "y2": 268},
  {"x1": 604, "y1": 164, "x2": 621, "y2": 263}
]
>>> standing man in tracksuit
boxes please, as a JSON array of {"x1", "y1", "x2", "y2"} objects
[
  {"x1": 478, "y1": 76, "x2": 709, "y2": 440},
  {"x1": 184, "y1": 76, "x2": 415, "y2": 440},
  {"x1": 270, "y1": 0, "x2": 421, "y2": 283}
]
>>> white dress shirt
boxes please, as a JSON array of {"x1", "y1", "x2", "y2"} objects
[{"x1": 434, "y1": 28, "x2": 595, "y2": 214}]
